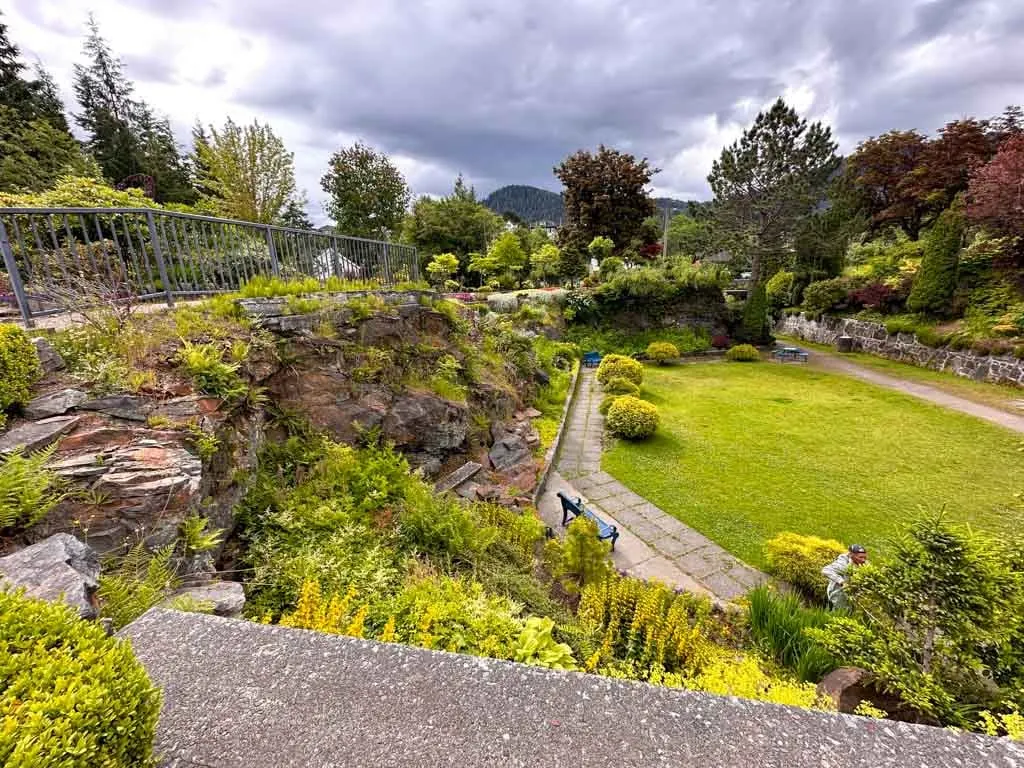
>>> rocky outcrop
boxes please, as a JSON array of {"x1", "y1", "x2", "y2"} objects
[
  {"x1": 778, "y1": 313, "x2": 1024, "y2": 387},
  {"x1": 0, "y1": 533, "x2": 100, "y2": 618},
  {"x1": 0, "y1": 414, "x2": 79, "y2": 455},
  {"x1": 24, "y1": 388, "x2": 88, "y2": 419}
]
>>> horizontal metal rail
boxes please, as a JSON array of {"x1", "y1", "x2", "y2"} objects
[{"x1": 0, "y1": 207, "x2": 419, "y2": 326}]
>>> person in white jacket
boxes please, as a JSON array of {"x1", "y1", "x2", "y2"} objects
[{"x1": 822, "y1": 544, "x2": 867, "y2": 610}]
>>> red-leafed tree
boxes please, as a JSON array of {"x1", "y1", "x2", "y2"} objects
[
  {"x1": 844, "y1": 130, "x2": 929, "y2": 239},
  {"x1": 904, "y1": 118, "x2": 994, "y2": 218},
  {"x1": 966, "y1": 134, "x2": 1024, "y2": 259}
]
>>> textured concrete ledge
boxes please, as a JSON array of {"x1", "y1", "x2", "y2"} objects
[{"x1": 122, "y1": 609, "x2": 1022, "y2": 768}]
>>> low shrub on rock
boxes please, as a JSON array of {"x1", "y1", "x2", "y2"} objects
[
  {"x1": 596, "y1": 353, "x2": 643, "y2": 386},
  {"x1": 0, "y1": 589, "x2": 161, "y2": 767},
  {"x1": 0, "y1": 325, "x2": 42, "y2": 428},
  {"x1": 725, "y1": 344, "x2": 760, "y2": 362},
  {"x1": 763, "y1": 532, "x2": 845, "y2": 599},
  {"x1": 645, "y1": 341, "x2": 679, "y2": 365},
  {"x1": 606, "y1": 395, "x2": 659, "y2": 440},
  {"x1": 602, "y1": 376, "x2": 640, "y2": 397}
]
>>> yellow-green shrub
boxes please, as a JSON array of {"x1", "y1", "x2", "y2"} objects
[
  {"x1": 0, "y1": 325, "x2": 41, "y2": 427},
  {"x1": 598, "y1": 393, "x2": 621, "y2": 415},
  {"x1": 606, "y1": 395, "x2": 659, "y2": 440},
  {"x1": 603, "y1": 376, "x2": 640, "y2": 397},
  {"x1": 596, "y1": 353, "x2": 643, "y2": 386},
  {"x1": 725, "y1": 343, "x2": 760, "y2": 362},
  {"x1": 763, "y1": 532, "x2": 845, "y2": 598},
  {"x1": 645, "y1": 341, "x2": 679, "y2": 365},
  {"x1": 0, "y1": 589, "x2": 161, "y2": 767}
]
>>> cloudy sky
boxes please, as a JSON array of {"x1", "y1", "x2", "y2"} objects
[{"x1": 6, "y1": 0, "x2": 1024, "y2": 221}]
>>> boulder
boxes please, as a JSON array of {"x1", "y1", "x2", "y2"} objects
[
  {"x1": 31, "y1": 337, "x2": 65, "y2": 374},
  {"x1": 816, "y1": 667, "x2": 871, "y2": 713},
  {"x1": 489, "y1": 433, "x2": 531, "y2": 472},
  {"x1": 0, "y1": 415, "x2": 79, "y2": 455},
  {"x1": 383, "y1": 393, "x2": 468, "y2": 455},
  {"x1": 0, "y1": 534, "x2": 100, "y2": 618},
  {"x1": 455, "y1": 482, "x2": 480, "y2": 501},
  {"x1": 167, "y1": 581, "x2": 246, "y2": 617}
]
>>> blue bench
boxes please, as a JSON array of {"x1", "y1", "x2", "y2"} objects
[
  {"x1": 582, "y1": 351, "x2": 602, "y2": 368},
  {"x1": 556, "y1": 491, "x2": 619, "y2": 550}
]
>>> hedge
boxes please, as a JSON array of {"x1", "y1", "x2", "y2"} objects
[
  {"x1": 0, "y1": 325, "x2": 41, "y2": 429},
  {"x1": 596, "y1": 354, "x2": 643, "y2": 386},
  {"x1": 0, "y1": 589, "x2": 161, "y2": 767},
  {"x1": 605, "y1": 395, "x2": 659, "y2": 440},
  {"x1": 763, "y1": 532, "x2": 846, "y2": 599},
  {"x1": 725, "y1": 344, "x2": 760, "y2": 362}
]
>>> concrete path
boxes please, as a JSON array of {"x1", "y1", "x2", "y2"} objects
[
  {"x1": 806, "y1": 349, "x2": 1024, "y2": 435},
  {"x1": 537, "y1": 369, "x2": 766, "y2": 603}
]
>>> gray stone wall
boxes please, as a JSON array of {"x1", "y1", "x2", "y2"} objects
[{"x1": 778, "y1": 313, "x2": 1024, "y2": 387}]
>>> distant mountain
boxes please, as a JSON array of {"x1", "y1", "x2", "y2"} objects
[
  {"x1": 483, "y1": 185, "x2": 707, "y2": 225},
  {"x1": 483, "y1": 185, "x2": 563, "y2": 223}
]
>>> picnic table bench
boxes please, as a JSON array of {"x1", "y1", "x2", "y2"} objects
[
  {"x1": 772, "y1": 346, "x2": 809, "y2": 363},
  {"x1": 556, "y1": 491, "x2": 619, "y2": 550},
  {"x1": 582, "y1": 351, "x2": 602, "y2": 368}
]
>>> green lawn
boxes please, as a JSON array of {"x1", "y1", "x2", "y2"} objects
[
  {"x1": 776, "y1": 334, "x2": 1024, "y2": 416},
  {"x1": 602, "y1": 362, "x2": 1023, "y2": 569}
]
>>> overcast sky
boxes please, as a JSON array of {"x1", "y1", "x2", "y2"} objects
[{"x1": 7, "y1": 0, "x2": 1024, "y2": 221}]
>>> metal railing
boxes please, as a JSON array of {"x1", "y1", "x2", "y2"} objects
[{"x1": 0, "y1": 207, "x2": 419, "y2": 326}]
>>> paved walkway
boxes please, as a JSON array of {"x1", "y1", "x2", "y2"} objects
[
  {"x1": 807, "y1": 349, "x2": 1024, "y2": 435},
  {"x1": 537, "y1": 369, "x2": 766, "y2": 603}
]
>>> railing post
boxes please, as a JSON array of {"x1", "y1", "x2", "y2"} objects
[
  {"x1": 265, "y1": 226, "x2": 280, "y2": 276},
  {"x1": 146, "y1": 211, "x2": 174, "y2": 307},
  {"x1": 0, "y1": 217, "x2": 33, "y2": 327}
]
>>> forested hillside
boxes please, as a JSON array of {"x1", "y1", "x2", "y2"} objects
[{"x1": 483, "y1": 185, "x2": 563, "y2": 222}]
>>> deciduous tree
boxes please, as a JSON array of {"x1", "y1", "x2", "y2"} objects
[
  {"x1": 967, "y1": 134, "x2": 1024, "y2": 257},
  {"x1": 555, "y1": 145, "x2": 657, "y2": 259},
  {"x1": 425, "y1": 252, "x2": 459, "y2": 287},
  {"x1": 530, "y1": 243, "x2": 561, "y2": 285},
  {"x1": 192, "y1": 117, "x2": 296, "y2": 224},
  {"x1": 321, "y1": 141, "x2": 410, "y2": 239},
  {"x1": 708, "y1": 98, "x2": 839, "y2": 284}
]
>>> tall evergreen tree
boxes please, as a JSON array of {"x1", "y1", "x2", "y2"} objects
[
  {"x1": 0, "y1": 11, "x2": 82, "y2": 191},
  {"x1": 708, "y1": 98, "x2": 839, "y2": 284},
  {"x1": 72, "y1": 16, "x2": 195, "y2": 203}
]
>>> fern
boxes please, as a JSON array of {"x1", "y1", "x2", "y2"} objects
[
  {"x1": 0, "y1": 444, "x2": 64, "y2": 531},
  {"x1": 97, "y1": 543, "x2": 180, "y2": 629},
  {"x1": 180, "y1": 514, "x2": 224, "y2": 556}
]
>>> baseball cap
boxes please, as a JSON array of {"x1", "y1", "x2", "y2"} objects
[{"x1": 849, "y1": 544, "x2": 866, "y2": 554}]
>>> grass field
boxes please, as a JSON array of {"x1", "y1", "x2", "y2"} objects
[
  {"x1": 776, "y1": 334, "x2": 1024, "y2": 415},
  {"x1": 602, "y1": 362, "x2": 1023, "y2": 569}
]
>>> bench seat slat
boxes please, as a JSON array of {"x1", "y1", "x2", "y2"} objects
[{"x1": 556, "y1": 491, "x2": 619, "y2": 550}]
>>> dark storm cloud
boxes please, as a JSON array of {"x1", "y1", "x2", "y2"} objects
[{"x1": 18, "y1": 0, "x2": 1024, "y2": 197}]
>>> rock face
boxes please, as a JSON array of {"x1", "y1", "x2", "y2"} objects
[
  {"x1": 0, "y1": 533, "x2": 100, "y2": 618},
  {"x1": 24, "y1": 388, "x2": 88, "y2": 419},
  {"x1": 489, "y1": 433, "x2": 531, "y2": 472},
  {"x1": 383, "y1": 393, "x2": 468, "y2": 454},
  {"x1": 779, "y1": 313, "x2": 1024, "y2": 387}
]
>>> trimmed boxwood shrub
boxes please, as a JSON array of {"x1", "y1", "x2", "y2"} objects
[
  {"x1": 763, "y1": 532, "x2": 845, "y2": 600},
  {"x1": 605, "y1": 395, "x2": 659, "y2": 440},
  {"x1": 596, "y1": 353, "x2": 643, "y2": 386},
  {"x1": 645, "y1": 341, "x2": 679, "y2": 365},
  {"x1": 0, "y1": 325, "x2": 42, "y2": 428},
  {"x1": 725, "y1": 344, "x2": 760, "y2": 362},
  {"x1": 603, "y1": 376, "x2": 640, "y2": 397},
  {"x1": 598, "y1": 394, "x2": 620, "y2": 415},
  {"x1": 0, "y1": 589, "x2": 162, "y2": 767}
]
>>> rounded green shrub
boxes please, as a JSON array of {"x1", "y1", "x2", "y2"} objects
[
  {"x1": 0, "y1": 325, "x2": 42, "y2": 428},
  {"x1": 763, "y1": 532, "x2": 846, "y2": 599},
  {"x1": 645, "y1": 341, "x2": 680, "y2": 365},
  {"x1": 603, "y1": 376, "x2": 640, "y2": 397},
  {"x1": 596, "y1": 353, "x2": 643, "y2": 386},
  {"x1": 801, "y1": 278, "x2": 848, "y2": 317},
  {"x1": 598, "y1": 394, "x2": 621, "y2": 415},
  {"x1": 0, "y1": 589, "x2": 162, "y2": 767},
  {"x1": 725, "y1": 344, "x2": 760, "y2": 362},
  {"x1": 606, "y1": 395, "x2": 659, "y2": 440}
]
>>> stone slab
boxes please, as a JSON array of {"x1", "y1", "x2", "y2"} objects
[
  {"x1": 434, "y1": 461, "x2": 483, "y2": 493},
  {"x1": 24, "y1": 388, "x2": 88, "y2": 419},
  {"x1": 0, "y1": 415, "x2": 79, "y2": 455},
  {"x1": 121, "y1": 610, "x2": 1023, "y2": 768}
]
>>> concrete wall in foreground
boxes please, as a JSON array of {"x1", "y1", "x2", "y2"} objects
[{"x1": 778, "y1": 313, "x2": 1024, "y2": 387}]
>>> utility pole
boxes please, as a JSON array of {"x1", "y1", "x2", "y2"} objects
[{"x1": 661, "y1": 203, "x2": 671, "y2": 258}]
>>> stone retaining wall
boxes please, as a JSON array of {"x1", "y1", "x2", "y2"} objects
[{"x1": 778, "y1": 313, "x2": 1024, "y2": 387}]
